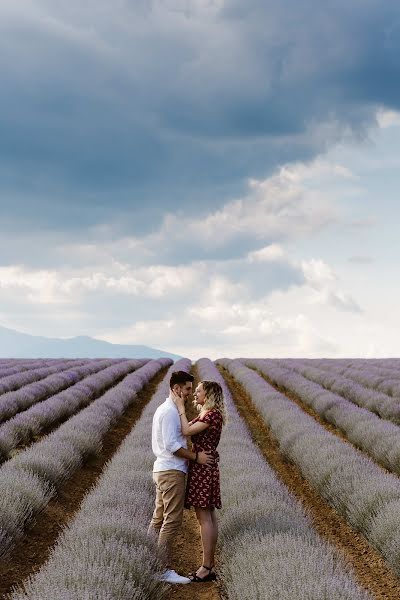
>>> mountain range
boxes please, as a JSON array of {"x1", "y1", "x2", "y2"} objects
[{"x1": 0, "y1": 325, "x2": 182, "y2": 360}]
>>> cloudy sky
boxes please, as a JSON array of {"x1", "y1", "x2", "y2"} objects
[{"x1": 1, "y1": 0, "x2": 400, "y2": 359}]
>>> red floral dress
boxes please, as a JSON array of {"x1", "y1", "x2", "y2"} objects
[{"x1": 184, "y1": 408, "x2": 223, "y2": 509}]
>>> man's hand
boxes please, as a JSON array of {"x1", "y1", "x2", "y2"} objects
[
  {"x1": 172, "y1": 389, "x2": 185, "y2": 410},
  {"x1": 197, "y1": 450, "x2": 215, "y2": 466}
]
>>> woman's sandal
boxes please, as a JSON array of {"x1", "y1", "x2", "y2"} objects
[{"x1": 188, "y1": 565, "x2": 217, "y2": 582}]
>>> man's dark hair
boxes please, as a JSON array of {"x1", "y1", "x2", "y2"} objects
[{"x1": 170, "y1": 370, "x2": 194, "y2": 390}]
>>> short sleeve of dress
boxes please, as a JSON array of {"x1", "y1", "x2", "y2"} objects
[{"x1": 199, "y1": 409, "x2": 219, "y2": 426}]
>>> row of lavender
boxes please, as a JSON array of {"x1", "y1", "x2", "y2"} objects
[
  {"x1": 0, "y1": 358, "x2": 170, "y2": 559},
  {"x1": 0, "y1": 359, "x2": 83, "y2": 380},
  {"x1": 220, "y1": 359, "x2": 400, "y2": 578},
  {"x1": 243, "y1": 359, "x2": 400, "y2": 478},
  {"x1": 272, "y1": 359, "x2": 400, "y2": 419},
  {"x1": 295, "y1": 359, "x2": 400, "y2": 371},
  {"x1": 292, "y1": 359, "x2": 400, "y2": 397},
  {"x1": 10, "y1": 358, "x2": 190, "y2": 600},
  {"x1": 0, "y1": 359, "x2": 97, "y2": 396},
  {"x1": 8, "y1": 358, "x2": 370, "y2": 600},
  {"x1": 0, "y1": 359, "x2": 148, "y2": 460},
  {"x1": 197, "y1": 359, "x2": 370, "y2": 600},
  {"x1": 0, "y1": 359, "x2": 130, "y2": 423}
]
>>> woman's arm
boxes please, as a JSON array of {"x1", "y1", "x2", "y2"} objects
[
  {"x1": 173, "y1": 390, "x2": 211, "y2": 435},
  {"x1": 178, "y1": 410, "x2": 210, "y2": 435}
]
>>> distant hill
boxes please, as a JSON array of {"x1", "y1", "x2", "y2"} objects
[{"x1": 0, "y1": 325, "x2": 182, "y2": 360}]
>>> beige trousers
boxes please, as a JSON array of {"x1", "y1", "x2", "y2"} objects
[{"x1": 149, "y1": 469, "x2": 186, "y2": 567}]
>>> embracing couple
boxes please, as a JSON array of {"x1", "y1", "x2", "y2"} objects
[{"x1": 147, "y1": 370, "x2": 226, "y2": 584}]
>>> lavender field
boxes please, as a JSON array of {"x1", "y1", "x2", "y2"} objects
[{"x1": 2, "y1": 357, "x2": 400, "y2": 600}]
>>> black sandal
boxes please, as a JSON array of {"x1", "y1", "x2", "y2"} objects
[{"x1": 188, "y1": 565, "x2": 217, "y2": 582}]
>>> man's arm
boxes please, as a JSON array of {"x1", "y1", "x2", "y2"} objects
[
  {"x1": 174, "y1": 447, "x2": 214, "y2": 466},
  {"x1": 161, "y1": 411, "x2": 184, "y2": 454}
]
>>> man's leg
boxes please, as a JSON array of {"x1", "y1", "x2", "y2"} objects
[
  {"x1": 148, "y1": 472, "x2": 165, "y2": 537},
  {"x1": 157, "y1": 470, "x2": 185, "y2": 569}
]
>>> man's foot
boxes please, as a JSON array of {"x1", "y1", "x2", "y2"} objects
[{"x1": 158, "y1": 569, "x2": 191, "y2": 584}]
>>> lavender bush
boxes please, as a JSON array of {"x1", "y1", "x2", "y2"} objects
[
  {"x1": 298, "y1": 358, "x2": 400, "y2": 378},
  {"x1": 9, "y1": 358, "x2": 190, "y2": 600},
  {"x1": 0, "y1": 359, "x2": 91, "y2": 396},
  {"x1": 0, "y1": 360, "x2": 69, "y2": 380},
  {"x1": 0, "y1": 359, "x2": 148, "y2": 459},
  {"x1": 0, "y1": 359, "x2": 135, "y2": 424},
  {"x1": 241, "y1": 359, "x2": 400, "y2": 477},
  {"x1": 218, "y1": 359, "x2": 400, "y2": 578},
  {"x1": 299, "y1": 359, "x2": 400, "y2": 398},
  {"x1": 297, "y1": 358, "x2": 400, "y2": 370},
  {"x1": 271, "y1": 359, "x2": 400, "y2": 421},
  {"x1": 0, "y1": 358, "x2": 170, "y2": 559},
  {"x1": 194, "y1": 358, "x2": 371, "y2": 600}
]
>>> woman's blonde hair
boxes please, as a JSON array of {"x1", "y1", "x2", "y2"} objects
[{"x1": 195, "y1": 380, "x2": 227, "y2": 425}]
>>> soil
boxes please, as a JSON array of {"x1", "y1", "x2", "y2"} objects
[
  {"x1": 218, "y1": 364, "x2": 400, "y2": 600},
  {"x1": 165, "y1": 365, "x2": 222, "y2": 600},
  {"x1": 169, "y1": 508, "x2": 223, "y2": 600},
  {"x1": 0, "y1": 365, "x2": 169, "y2": 599}
]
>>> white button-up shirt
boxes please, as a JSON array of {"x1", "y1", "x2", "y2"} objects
[{"x1": 152, "y1": 396, "x2": 188, "y2": 473}]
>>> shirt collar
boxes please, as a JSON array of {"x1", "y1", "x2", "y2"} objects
[{"x1": 166, "y1": 396, "x2": 178, "y2": 411}]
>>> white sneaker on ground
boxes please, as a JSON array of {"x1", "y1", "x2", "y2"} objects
[{"x1": 158, "y1": 569, "x2": 191, "y2": 584}]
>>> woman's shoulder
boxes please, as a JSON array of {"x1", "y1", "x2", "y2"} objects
[
  {"x1": 200, "y1": 408, "x2": 223, "y2": 422},
  {"x1": 210, "y1": 407, "x2": 222, "y2": 416}
]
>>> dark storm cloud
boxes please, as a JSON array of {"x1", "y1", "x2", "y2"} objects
[{"x1": 1, "y1": 0, "x2": 399, "y2": 237}]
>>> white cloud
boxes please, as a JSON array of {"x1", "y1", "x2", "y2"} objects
[
  {"x1": 0, "y1": 266, "x2": 67, "y2": 304},
  {"x1": 247, "y1": 243, "x2": 286, "y2": 262},
  {"x1": 0, "y1": 142, "x2": 391, "y2": 358},
  {"x1": 101, "y1": 294, "x2": 339, "y2": 359},
  {"x1": 155, "y1": 160, "x2": 339, "y2": 248},
  {"x1": 376, "y1": 108, "x2": 400, "y2": 129},
  {"x1": 0, "y1": 154, "x2": 354, "y2": 273},
  {"x1": 0, "y1": 246, "x2": 377, "y2": 357},
  {"x1": 103, "y1": 318, "x2": 176, "y2": 347},
  {"x1": 300, "y1": 258, "x2": 362, "y2": 313},
  {"x1": 66, "y1": 156, "x2": 340, "y2": 270},
  {"x1": 325, "y1": 289, "x2": 362, "y2": 313},
  {"x1": 277, "y1": 158, "x2": 357, "y2": 183},
  {"x1": 301, "y1": 258, "x2": 336, "y2": 288},
  {"x1": 0, "y1": 263, "x2": 202, "y2": 304}
]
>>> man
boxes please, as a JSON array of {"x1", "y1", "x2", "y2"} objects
[{"x1": 148, "y1": 370, "x2": 214, "y2": 584}]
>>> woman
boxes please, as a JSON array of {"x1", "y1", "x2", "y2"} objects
[{"x1": 173, "y1": 380, "x2": 226, "y2": 583}]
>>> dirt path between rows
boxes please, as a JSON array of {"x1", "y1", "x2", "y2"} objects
[
  {"x1": 169, "y1": 508, "x2": 223, "y2": 600},
  {"x1": 218, "y1": 365, "x2": 400, "y2": 600},
  {"x1": 252, "y1": 366, "x2": 397, "y2": 478},
  {"x1": 166, "y1": 365, "x2": 222, "y2": 600},
  {"x1": 1, "y1": 365, "x2": 169, "y2": 599}
]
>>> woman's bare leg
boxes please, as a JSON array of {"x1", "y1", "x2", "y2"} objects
[
  {"x1": 194, "y1": 507, "x2": 218, "y2": 577},
  {"x1": 210, "y1": 508, "x2": 218, "y2": 567}
]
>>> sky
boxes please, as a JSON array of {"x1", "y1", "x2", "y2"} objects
[{"x1": 1, "y1": 0, "x2": 400, "y2": 359}]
